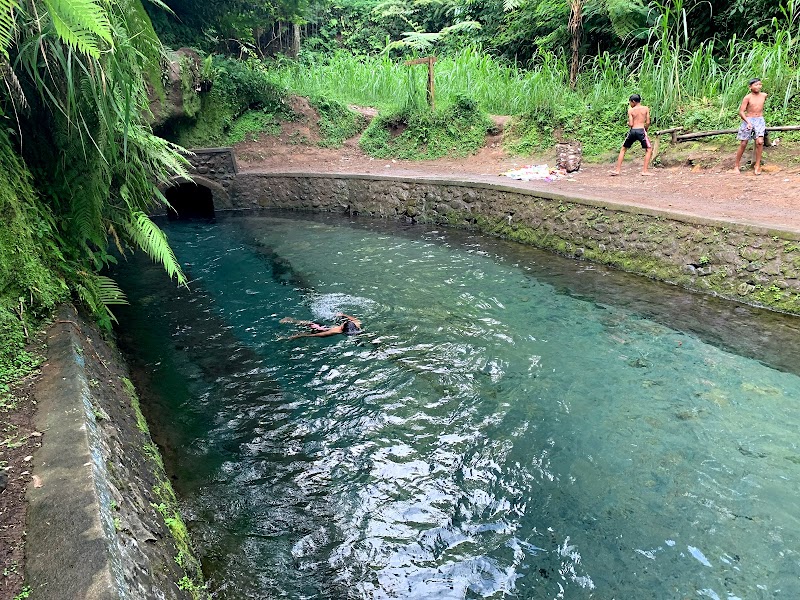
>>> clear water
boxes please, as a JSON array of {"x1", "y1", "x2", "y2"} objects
[{"x1": 113, "y1": 212, "x2": 800, "y2": 600}]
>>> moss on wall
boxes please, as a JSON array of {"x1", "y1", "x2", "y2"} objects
[{"x1": 0, "y1": 134, "x2": 68, "y2": 390}]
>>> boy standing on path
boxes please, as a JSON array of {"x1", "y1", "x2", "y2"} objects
[
  {"x1": 732, "y1": 78, "x2": 768, "y2": 175},
  {"x1": 610, "y1": 94, "x2": 653, "y2": 176}
]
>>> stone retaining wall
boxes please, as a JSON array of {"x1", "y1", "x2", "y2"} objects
[
  {"x1": 27, "y1": 306, "x2": 207, "y2": 600},
  {"x1": 232, "y1": 172, "x2": 800, "y2": 314}
]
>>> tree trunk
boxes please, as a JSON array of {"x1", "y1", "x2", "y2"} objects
[
  {"x1": 290, "y1": 23, "x2": 300, "y2": 57},
  {"x1": 569, "y1": 0, "x2": 583, "y2": 90}
]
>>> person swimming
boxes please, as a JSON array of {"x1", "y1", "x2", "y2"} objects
[{"x1": 280, "y1": 312, "x2": 362, "y2": 340}]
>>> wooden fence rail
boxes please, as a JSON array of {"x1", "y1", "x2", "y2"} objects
[
  {"x1": 675, "y1": 125, "x2": 800, "y2": 143},
  {"x1": 653, "y1": 125, "x2": 800, "y2": 143}
]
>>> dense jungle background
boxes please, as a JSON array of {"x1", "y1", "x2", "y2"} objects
[{"x1": 1, "y1": 0, "x2": 800, "y2": 435}]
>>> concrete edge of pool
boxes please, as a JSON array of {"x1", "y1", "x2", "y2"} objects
[
  {"x1": 25, "y1": 306, "x2": 207, "y2": 600},
  {"x1": 184, "y1": 165, "x2": 799, "y2": 315}
]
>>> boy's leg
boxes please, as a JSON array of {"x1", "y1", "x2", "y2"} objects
[
  {"x1": 731, "y1": 140, "x2": 748, "y2": 173},
  {"x1": 610, "y1": 147, "x2": 626, "y2": 175},
  {"x1": 641, "y1": 146, "x2": 653, "y2": 175},
  {"x1": 754, "y1": 136, "x2": 764, "y2": 174}
]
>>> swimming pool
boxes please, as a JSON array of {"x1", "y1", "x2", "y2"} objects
[{"x1": 114, "y1": 212, "x2": 800, "y2": 599}]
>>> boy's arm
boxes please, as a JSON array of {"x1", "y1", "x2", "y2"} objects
[
  {"x1": 738, "y1": 95, "x2": 751, "y2": 123},
  {"x1": 645, "y1": 107, "x2": 651, "y2": 130},
  {"x1": 627, "y1": 107, "x2": 634, "y2": 128},
  {"x1": 288, "y1": 329, "x2": 341, "y2": 340}
]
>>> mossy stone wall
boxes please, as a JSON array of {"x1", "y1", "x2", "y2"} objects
[{"x1": 230, "y1": 172, "x2": 800, "y2": 314}]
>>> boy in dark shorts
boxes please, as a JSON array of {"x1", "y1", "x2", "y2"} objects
[
  {"x1": 732, "y1": 78, "x2": 768, "y2": 175},
  {"x1": 610, "y1": 94, "x2": 653, "y2": 176}
]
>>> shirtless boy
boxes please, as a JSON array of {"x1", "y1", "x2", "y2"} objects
[
  {"x1": 732, "y1": 78, "x2": 768, "y2": 175},
  {"x1": 610, "y1": 94, "x2": 653, "y2": 176}
]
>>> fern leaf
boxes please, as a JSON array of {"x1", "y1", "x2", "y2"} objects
[
  {"x1": 0, "y1": 0, "x2": 17, "y2": 59},
  {"x1": 439, "y1": 21, "x2": 482, "y2": 35},
  {"x1": 123, "y1": 211, "x2": 187, "y2": 286},
  {"x1": 43, "y1": 0, "x2": 113, "y2": 59},
  {"x1": 606, "y1": 0, "x2": 649, "y2": 41},
  {"x1": 96, "y1": 275, "x2": 128, "y2": 305}
]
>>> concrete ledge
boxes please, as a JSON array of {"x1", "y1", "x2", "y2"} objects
[
  {"x1": 27, "y1": 306, "x2": 206, "y2": 600},
  {"x1": 240, "y1": 171, "x2": 800, "y2": 238},
  {"x1": 27, "y1": 309, "x2": 122, "y2": 600}
]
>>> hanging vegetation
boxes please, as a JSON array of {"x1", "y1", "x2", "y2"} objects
[{"x1": 0, "y1": 0, "x2": 191, "y2": 382}]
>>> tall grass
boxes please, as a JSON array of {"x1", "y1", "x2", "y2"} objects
[{"x1": 260, "y1": 7, "x2": 800, "y2": 159}]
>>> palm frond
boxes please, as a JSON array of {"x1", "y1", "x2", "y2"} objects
[
  {"x1": 123, "y1": 211, "x2": 187, "y2": 287},
  {"x1": 42, "y1": 0, "x2": 113, "y2": 59}
]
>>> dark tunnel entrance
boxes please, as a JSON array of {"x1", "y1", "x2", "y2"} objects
[{"x1": 165, "y1": 182, "x2": 215, "y2": 220}]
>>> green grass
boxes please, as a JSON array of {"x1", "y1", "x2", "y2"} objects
[
  {"x1": 359, "y1": 95, "x2": 493, "y2": 160},
  {"x1": 265, "y1": 25, "x2": 800, "y2": 158}
]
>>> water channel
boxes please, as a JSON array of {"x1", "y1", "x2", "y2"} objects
[{"x1": 113, "y1": 211, "x2": 800, "y2": 599}]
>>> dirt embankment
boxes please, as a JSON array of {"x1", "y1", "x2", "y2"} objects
[{"x1": 234, "y1": 99, "x2": 800, "y2": 232}]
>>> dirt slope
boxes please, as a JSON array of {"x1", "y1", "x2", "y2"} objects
[{"x1": 234, "y1": 103, "x2": 800, "y2": 232}]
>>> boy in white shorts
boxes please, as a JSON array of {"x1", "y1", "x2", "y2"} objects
[{"x1": 732, "y1": 78, "x2": 768, "y2": 175}]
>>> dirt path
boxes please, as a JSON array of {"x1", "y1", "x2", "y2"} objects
[{"x1": 234, "y1": 109, "x2": 800, "y2": 233}]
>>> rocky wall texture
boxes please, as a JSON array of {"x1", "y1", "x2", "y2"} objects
[
  {"x1": 181, "y1": 148, "x2": 238, "y2": 208},
  {"x1": 27, "y1": 306, "x2": 208, "y2": 600},
  {"x1": 231, "y1": 172, "x2": 800, "y2": 314}
]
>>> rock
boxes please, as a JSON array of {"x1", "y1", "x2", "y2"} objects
[
  {"x1": 147, "y1": 48, "x2": 206, "y2": 128},
  {"x1": 556, "y1": 141, "x2": 582, "y2": 173}
]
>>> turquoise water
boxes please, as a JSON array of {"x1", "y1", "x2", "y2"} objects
[{"x1": 114, "y1": 212, "x2": 800, "y2": 600}]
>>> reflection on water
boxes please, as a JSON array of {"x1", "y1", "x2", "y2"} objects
[{"x1": 114, "y1": 212, "x2": 800, "y2": 599}]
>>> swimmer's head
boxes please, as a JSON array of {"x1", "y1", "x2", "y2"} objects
[{"x1": 342, "y1": 320, "x2": 361, "y2": 335}]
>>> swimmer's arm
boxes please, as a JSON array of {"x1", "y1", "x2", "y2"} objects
[
  {"x1": 645, "y1": 107, "x2": 651, "y2": 130},
  {"x1": 337, "y1": 312, "x2": 362, "y2": 328},
  {"x1": 627, "y1": 107, "x2": 634, "y2": 128},
  {"x1": 288, "y1": 328, "x2": 342, "y2": 340}
]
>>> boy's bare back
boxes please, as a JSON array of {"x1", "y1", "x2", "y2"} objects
[{"x1": 628, "y1": 104, "x2": 650, "y2": 129}]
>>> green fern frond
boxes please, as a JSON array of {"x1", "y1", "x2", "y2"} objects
[
  {"x1": 43, "y1": 0, "x2": 113, "y2": 59},
  {"x1": 439, "y1": 21, "x2": 482, "y2": 35},
  {"x1": 503, "y1": 0, "x2": 523, "y2": 12},
  {"x1": 0, "y1": 0, "x2": 17, "y2": 59},
  {"x1": 96, "y1": 275, "x2": 128, "y2": 305},
  {"x1": 606, "y1": 0, "x2": 649, "y2": 41},
  {"x1": 123, "y1": 211, "x2": 187, "y2": 287},
  {"x1": 389, "y1": 20, "x2": 481, "y2": 50}
]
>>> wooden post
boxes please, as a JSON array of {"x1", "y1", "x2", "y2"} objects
[{"x1": 404, "y1": 56, "x2": 437, "y2": 110}]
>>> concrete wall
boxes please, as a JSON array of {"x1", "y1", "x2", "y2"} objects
[
  {"x1": 231, "y1": 172, "x2": 800, "y2": 314},
  {"x1": 161, "y1": 148, "x2": 239, "y2": 210},
  {"x1": 27, "y1": 307, "x2": 207, "y2": 600}
]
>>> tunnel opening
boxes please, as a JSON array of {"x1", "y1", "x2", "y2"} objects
[{"x1": 165, "y1": 182, "x2": 215, "y2": 221}]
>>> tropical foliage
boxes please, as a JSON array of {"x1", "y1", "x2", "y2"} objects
[{"x1": 0, "y1": 1, "x2": 190, "y2": 386}]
